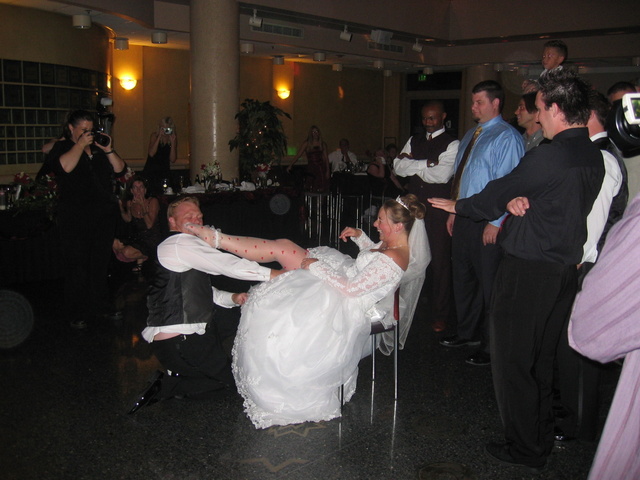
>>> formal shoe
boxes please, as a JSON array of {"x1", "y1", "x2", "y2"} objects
[
  {"x1": 484, "y1": 442, "x2": 546, "y2": 474},
  {"x1": 466, "y1": 351, "x2": 491, "y2": 366},
  {"x1": 128, "y1": 370, "x2": 164, "y2": 414},
  {"x1": 431, "y1": 321, "x2": 446, "y2": 332},
  {"x1": 439, "y1": 335, "x2": 481, "y2": 348},
  {"x1": 554, "y1": 426, "x2": 576, "y2": 443},
  {"x1": 70, "y1": 319, "x2": 87, "y2": 329}
]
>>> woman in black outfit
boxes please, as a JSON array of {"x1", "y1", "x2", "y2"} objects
[{"x1": 50, "y1": 110, "x2": 126, "y2": 329}]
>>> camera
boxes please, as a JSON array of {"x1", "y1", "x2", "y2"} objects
[
  {"x1": 163, "y1": 127, "x2": 173, "y2": 135},
  {"x1": 91, "y1": 129, "x2": 110, "y2": 147},
  {"x1": 607, "y1": 93, "x2": 640, "y2": 156}
]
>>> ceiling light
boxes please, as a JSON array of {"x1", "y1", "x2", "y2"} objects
[
  {"x1": 152, "y1": 31, "x2": 167, "y2": 44},
  {"x1": 273, "y1": 56, "x2": 284, "y2": 65},
  {"x1": 114, "y1": 37, "x2": 129, "y2": 50},
  {"x1": 249, "y1": 9, "x2": 263, "y2": 28},
  {"x1": 373, "y1": 60, "x2": 384, "y2": 69},
  {"x1": 72, "y1": 11, "x2": 91, "y2": 29},
  {"x1": 340, "y1": 25, "x2": 352, "y2": 42},
  {"x1": 240, "y1": 43, "x2": 254, "y2": 54},
  {"x1": 313, "y1": 52, "x2": 326, "y2": 62},
  {"x1": 332, "y1": 63, "x2": 343, "y2": 72},
  {"x1": 412, "y1": 39, "x2": 423, "y2": 53}
]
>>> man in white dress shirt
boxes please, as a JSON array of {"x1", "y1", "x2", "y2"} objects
[
  {"x1": 394, "y1": 100, "x2": 459, "y2": 332},
  {"x1": 328, "y1": 138, "x2": 358, "y2": 174},
  {"x1": 128, "y1": 196, "x2": 280, "y2": 413}
]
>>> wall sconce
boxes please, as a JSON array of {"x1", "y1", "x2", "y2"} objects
[
  {"x1": 340, "y1": 25, "x2": 352, "y2": 42},
  {"x1": 332, "y1": 63, "x2": 343, "y2": 72},
  {"x1": 114, "y1": 37, "x2": 129, "y2": 50},
  {"x1": 249, "y1": 9, "x2": 263, "y2": 28},
  {"x1": 152, "y1": 31, "x2": 167, "y2": 44},
  {"x1": 273, "y1": 56, "x2": 284, "y2": 65},
  {"x1": 240, "y1": 43, "x2": 254, "y2": 54},
  {"x1": 277, "y1": 89, "x2": 290, "y2": 99},
  {"x1": 119, "y1": 77, "x2": 137, "y2": 90},
  {"x1": 373, "y1": 60, "x2": 384, "y2": 69},
  {"x1": 313, "y1": 52, "x2": 326, "y2": 62},
  {"x1": 412, "y1": 39, "x2": 423, "y2": 53},
  {"x1": 72, "y1": 11, "x2": 91, "y2": 29}
]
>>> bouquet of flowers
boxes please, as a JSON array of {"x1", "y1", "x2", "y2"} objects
[
  {"x1": 12, "y1": 172, "x2": 58, "y2": 219},
  {"x1": 256, "y1": 162, "x2": 271, "y2": 173},
  {"x1": 201, "y1": 161, "x2": 222, "y2": 182}
]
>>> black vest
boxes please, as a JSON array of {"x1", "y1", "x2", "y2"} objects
[
  {"x1": 407, "y1": 132, "x2": 457, "y2": 199},
  {"x1": 146, "y1": 240, "x2": 215, "y2": 328}
]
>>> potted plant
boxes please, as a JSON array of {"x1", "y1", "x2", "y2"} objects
[{"x1": 229, "y1": 99, "x2": 291, "y2": 179}]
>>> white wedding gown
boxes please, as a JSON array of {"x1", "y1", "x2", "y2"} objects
[{"x1": 232, "y1": 233, "x2": 405, "y2": 429}]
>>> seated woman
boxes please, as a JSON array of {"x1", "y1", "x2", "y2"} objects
[
  {"x1": 118, "y1": 176, "x2": 162, "y2": 271},
  {"x1": 186, "y1": 194, "x2": 429, "y2": 428},
  {"x1": 112, "y1": 238, "x2": 148, "y2": 271}
]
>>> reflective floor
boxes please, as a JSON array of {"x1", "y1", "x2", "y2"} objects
[{"x1": 1, "y1": 270, "x2": 620, "y2": 480}]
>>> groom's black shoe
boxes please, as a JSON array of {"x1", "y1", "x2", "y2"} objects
[{"x1": 128, "y1": 370, "x2": 164, "y2": 414}]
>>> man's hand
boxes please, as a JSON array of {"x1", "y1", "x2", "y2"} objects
[
  {"x1": 232, "y1": 292, "x2": 248, "y2": 305},
  {"x1": 301, "y1": 258, "x2": 318, "y2": 269},
  {"x1": 506, "y1": 197, "x2": 530, "y2": 217},
  {"x1": 483, "y1": 224, "x2": 500, "y2": 245},
  {"x1": 428, "y1": 198, "x2": 457, "y2": 214},
  {"x1": 446, "y1": 214, "x2": 455, "y2": 237}
]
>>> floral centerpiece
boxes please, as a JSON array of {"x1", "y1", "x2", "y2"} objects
[
  {"x1": 201, "y1": 160, "x2": 222, "y2": 190},
  {"x1": 12, "y1": 172, "x2": 58, "y2": 220},
  {"x1": 255, "y1": 162, "x2": 271, "y2": 174}
]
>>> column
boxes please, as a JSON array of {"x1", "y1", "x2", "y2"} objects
[{"x1": 190, "y1": 0, "x2": 239, "y2": 181}]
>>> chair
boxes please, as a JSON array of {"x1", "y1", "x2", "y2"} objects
[{"x1": 341, "y1": 288, "x2": 400, "y2": 407}]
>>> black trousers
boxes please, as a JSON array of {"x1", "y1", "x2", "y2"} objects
[
  {"x1": 58, "y1": 206, "x2": 117, "y2": 322},
  {"x1": 490, "y1": 255, "x2": 578, "y2": 466},
  {"x1": 152, "y1": 322, "x2": 234, "y2": 399},
  {"x1": 451, "y1": 216, "x2": 503, "y2": 351}
]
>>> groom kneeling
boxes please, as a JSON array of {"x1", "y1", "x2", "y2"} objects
[{"x1": 128, "y1": 196, "x2": 281, "y2": 413}]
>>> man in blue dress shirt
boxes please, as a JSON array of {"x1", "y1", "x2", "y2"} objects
[{"x1": 439, "y1": 80, "x2": 524, "y2": 366}]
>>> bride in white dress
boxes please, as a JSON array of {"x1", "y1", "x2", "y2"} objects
[{"x1": 187, "y1": 195, "x2": 430, "y2": 428}]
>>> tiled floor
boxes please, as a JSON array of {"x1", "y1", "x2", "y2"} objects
[{"x1": 1, "y1": 270, "x2": 620, "y2": 480}]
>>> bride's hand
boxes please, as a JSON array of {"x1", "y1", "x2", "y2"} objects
[
  {"x1": 339, "y1": 227, "x2": 361, "y2": 242},
  {"x1": 184, "y1": 223, "x2": 219, "y2": 248}
]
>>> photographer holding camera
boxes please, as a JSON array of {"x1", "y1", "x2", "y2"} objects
[
  {"x1": 50, "y1": 109, "x2": 126, "y2": 329},
  {"x1": 143, "y1": 116, "x2": 177, "y2": 195}
]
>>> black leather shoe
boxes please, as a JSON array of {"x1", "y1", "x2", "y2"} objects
[
  {"x1": 466, "y1": 351, "x2": 491, "y2": 366},
  {"x1": 439, "y1": 335, "x2": 481, "y2": 348},
  {"x1": 484, "y1": 442, "x2": 546, "y2": 473},
  {"x1": 128, "y1": 371, "x2": 164, "y2": 414}
]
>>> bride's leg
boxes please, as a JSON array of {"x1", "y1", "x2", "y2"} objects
[
  {"x1": 184, "y1": 223, "x2": 306, "y2": 270},
  {"x1": 218, "y1": 234, "x2": 307, "y2": 270}
]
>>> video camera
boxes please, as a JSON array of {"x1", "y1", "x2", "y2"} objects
[{"x1": 607, "y1": 92, "x2": 640, "y2": 156}]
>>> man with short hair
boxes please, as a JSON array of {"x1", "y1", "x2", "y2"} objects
[
  {"x1": 439, "y1": 81, "x2": 524, "y2": 366},
  {"x1": 328, "y1": 138, "x2": 358, "y2": 173},
  {"x1": 394, "y1": 101, "x2": 460, "y2": 332},
  {"x1": 606, "y1": 80, "x2": 635, "y2": 103},
  {"x1": 430, "y1": 69, "x2": 605, "y2": 472},
  {"x1": 128, "y1": 196, "x2": 281, "y2": 413},
  {"x1": 541, "y1": 39, "x2": 568, "y2": 73},
  {"x1": 515, "y1": 91, "x2": 544, "y2": 151}
]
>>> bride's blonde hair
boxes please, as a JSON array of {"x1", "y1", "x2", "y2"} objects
[{"x1": 383, "y1": 194, "x2": 426, "y2": 233}]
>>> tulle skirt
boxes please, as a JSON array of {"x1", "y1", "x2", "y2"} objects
[{"x1": 232, "y1": 268, "x2": 371, "y2": 429}]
